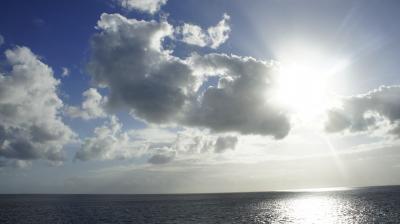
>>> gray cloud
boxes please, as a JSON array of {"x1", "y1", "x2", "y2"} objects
[
  {"x1": 185, "y1": 53, "x2": 291, "y2": 139},
  {"x1": 214, "y1": 136, "x2": 238, "y2": 153},
  {"x1": 0, "y1": 47, "x2": 75, "y2": 162},
  {"x1": 147, "y1": 151, "x2": 175, "y2": 164},
  {"x1": 87, "y1": 13, "x2": 291, "y2": 138},
  {"x1": 116, "y1": 0, "x2": 167, "y2": 14},
  {"x1": 88, "y1": 13, "x2": 199, "y2": 124},
  {"x1": 0, "y1": 35, "x2": 4, "y2": 46},
  {"x1": 325, "y1": 85, "x2": 400, "y2": 137},
  {"x1": 0, "y1": 158, "x2": 31, "y2": 169},
  {"x1": 177, "y1": 13, "x2": 231, "y2": 49}
]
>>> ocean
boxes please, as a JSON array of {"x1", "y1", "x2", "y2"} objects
[{"x1": 0, "y1": 186, "x2": 399, "y2": 223}]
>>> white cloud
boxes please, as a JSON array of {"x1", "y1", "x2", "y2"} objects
[
  {"x1": 75, "y1": 117, "x2": 239, "y2": 162},
  {"x1": 143, "y1": 130, "x2": 239, "y2": 164},
  {"x1": 76, "y1": 116, "x2": 139, "y2": 161},
  {"x1": 178, "y1": 13, "x2": 231, "y2": 49},
  {"x1": 178, "y1": 24, "x2": 208, "y2": 47},
  {"x1": 75, "y1": 116, "x2": 178, "y2": 161},
  {"x1": 207, "y1": 14, "x2": 231, "y2": 48},
  {"x1": 117, "y1": 0, "x2": 167, "y2": 14},
  {"x1": 61, "y1": 67, "x2": 70, "y2": 77},
  {"x1": 0, "y1": 46, "x2": 75, "y2": 163},
  {"x1": 66, "y1": 88, "x2": 107, "y2": 120}
]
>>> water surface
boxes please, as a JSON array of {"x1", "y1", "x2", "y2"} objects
[{"x1": 0, "y1": 186, "x2": 399, "y2": 223}]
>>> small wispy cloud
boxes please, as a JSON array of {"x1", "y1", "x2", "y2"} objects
[
  {"x1": 177, "y1": 13, "x2": 231, "y2": 49},
  {"x1": 61, "y1": 67, "x2": 70, "y2": 77},
  {"x1": 116, "y1": 0, "x2": 167, "y2": 14},
  {"x1": 0, "y1": 34, "x2": 4, "y2": 46}
]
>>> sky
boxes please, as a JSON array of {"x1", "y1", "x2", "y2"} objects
[{"x1": 1, "y1": 0, "x2": 400, "y2": 194}]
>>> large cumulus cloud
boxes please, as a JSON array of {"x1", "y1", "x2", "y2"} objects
[
  {"x1": 86, "y1": 13, "x2": 291, "y2": 141},
  {"x1": 79, "y1": 13, "x2": 292, "y2": 162},
  {"x1": 88, "y1": 13, "x2": 199, "y2": 123},
  {"x1": 186, "y1": 54, "x2": 290, "y2": 139},
  {"x1": 325, "y1": 85, "x2": 400, "y2": 137},
  {"x1": 0, "y1": 47, "x2": 75, "y2": 163}
]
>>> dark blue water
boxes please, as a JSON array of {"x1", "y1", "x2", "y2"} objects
[{"x1": 1, "y1": 186, "x2": 400, "y2": 223}]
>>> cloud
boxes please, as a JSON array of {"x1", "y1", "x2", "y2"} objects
[
  {"x1": 75, "y1": 118, "x2": 239, "y2": 162},
  {"x1": 88, "y1": 13, "x2": 200, "y2": 124},
  {"x1": 145, "y1": 133, "x2": 238, "y2": 164},
  {"x1": 33, "y1": 18, "x2": 45, "y2": 27},
  {"x1": 177, "y1": 13, "x2": 231, "y2": 49},
  {"x1": 214, "y1": 136, "x2": 238, "y2": 153},
  {"x1": 0, "y1": 47, "x2": 75, "y2": 162},
  {"x1": 0, "y1": 35, "x2": 4, "y2": 46},
  {"x1": 75, "y1": 116, "x2": 138, "y2": 161},
  {"x1": 325, "y1": 85, "x2": 400, "y2": 137},
  {"x1": 0, "y1": 159, "x2": 31, "y2": 169},
  {"x1": 75, "y1": 116, "x2": 179, "y2": 161},
  {"x1": 61, "y1": 67, "x2": 70, "y2": 77},
  {"x1": 147, "y1": 150, "x2": 175, "y2": 164},
  {"x1": 117, "y1": 0, "x2": 167, "y2": 14},
  {"x1": 66, "y1": 88, "x2": 107, "y2": 120},
  {"x1": 87, "y1": 13, "x2": 291, "y2": 139},
  {"x1": 185, "y1": 53, "x2": 291, "y2": 138}
]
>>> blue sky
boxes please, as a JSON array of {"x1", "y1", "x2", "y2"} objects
[{"x1": 1, "y1": 0, "x2": 400, "y2": 193}]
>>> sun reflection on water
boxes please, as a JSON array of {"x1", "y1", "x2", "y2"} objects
[
  {"x1": 254, "y1": 194, "x2": 356, "y2": 224},
  {"x1": 283, "y1": 196, "x2": 341, "y2": 223}
]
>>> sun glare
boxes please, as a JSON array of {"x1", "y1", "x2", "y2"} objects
[
  {"x1": 273, "y1": 61, "x2": 328, "y2": 117},
  {"x1": 271, "y1": 49, "x2": 348, "y2": 121}
]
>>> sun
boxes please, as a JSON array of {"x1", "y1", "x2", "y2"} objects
[
  {"x1": 271, "y1": 49, "x2": 348, "y2": 121},
  {"x1": 273, "y1": 60, "x2": 329, "y2": 118}
]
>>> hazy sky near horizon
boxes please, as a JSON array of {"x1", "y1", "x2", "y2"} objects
[{"x1": 1, "y1": 0, "x2": 400, "y2": 193}]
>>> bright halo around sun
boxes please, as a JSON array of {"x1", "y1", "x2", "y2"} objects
[{"x1": 271, "y1": 49, "x2": 348, "y2": 121}]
